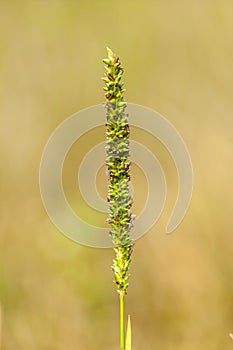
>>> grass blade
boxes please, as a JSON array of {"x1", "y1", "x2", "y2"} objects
[{"x1": 125, "y1": 315, "x2": 131, "y2": 350}]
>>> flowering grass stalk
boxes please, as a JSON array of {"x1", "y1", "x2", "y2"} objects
[{"x1": 103, "y1": 47, "x2": 135, "y2": 350}]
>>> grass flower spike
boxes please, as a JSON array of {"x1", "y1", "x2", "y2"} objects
[{"x1": 103, "y1": 47, "x2": 135, "y2": 350}]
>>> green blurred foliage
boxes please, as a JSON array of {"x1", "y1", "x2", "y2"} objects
[{"x1": 0, "y1": 1, "x2": 232, "y2": 349}]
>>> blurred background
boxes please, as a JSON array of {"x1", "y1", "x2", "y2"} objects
[{"x1": 0, "y1": 1, "x2": 232, "y2": 349}]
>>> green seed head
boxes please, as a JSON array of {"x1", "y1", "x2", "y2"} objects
[{"x1": 103, "y1": 48, "x2": 135, "y2": 295}]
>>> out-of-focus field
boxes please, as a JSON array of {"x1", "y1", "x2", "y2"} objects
[{"x1": 0, "y1": 1, "x2": 232, "y2": 349}]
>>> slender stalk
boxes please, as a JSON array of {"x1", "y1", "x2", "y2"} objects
[{"x1": 120, "y1": 293, "x2": 125, "y2": 350}]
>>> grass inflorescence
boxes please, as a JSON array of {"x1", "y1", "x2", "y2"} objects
[{"x1": 103, "y1": 47, "x2": 135, "y2": 350}]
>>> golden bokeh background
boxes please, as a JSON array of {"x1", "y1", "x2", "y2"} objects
[{"x1": 0, "y1": 1, "x2": 232, "y2": 349}]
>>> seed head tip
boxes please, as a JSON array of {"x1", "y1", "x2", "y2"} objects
[{"x1": 106, "y1": 46, "x2": 115, "y2": 60}]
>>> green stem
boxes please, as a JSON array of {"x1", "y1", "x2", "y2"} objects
[{"x1": 120, "y1": 293, "x2": 125, "y2": 350}]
